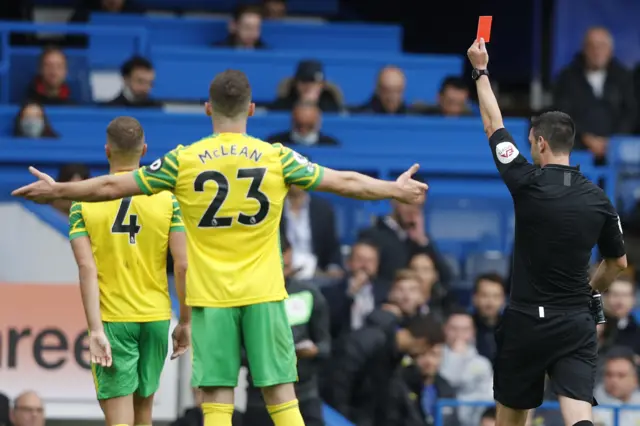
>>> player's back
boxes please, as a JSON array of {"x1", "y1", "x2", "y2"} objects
[
  {"x1": 69, "y1": 189, "x2": 179, "y2": 321},
  {"x1": 163, "y1": 133, "x2": 322, "y2": 307}
]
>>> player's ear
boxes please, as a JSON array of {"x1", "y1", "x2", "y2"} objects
[
  {"x1": 141, "y1": 144, "x2": 148, "y2": 157},
  {"x1": 204, "y1": 102, "x2": 212, "y2": 117},
  {"x1": 248, "y1": 103, "x2": 256, "y2": 117},
  {"x1": 105, "y1": 144, "x2": 111, "y2": 159}
]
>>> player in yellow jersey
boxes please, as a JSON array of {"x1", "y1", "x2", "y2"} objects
[
  {"x1": 13, "y1": 70, "x2": 427, "y2": 426},
  {"x1": 67, "y1": 117, "x2": 191, "y2": 426}
]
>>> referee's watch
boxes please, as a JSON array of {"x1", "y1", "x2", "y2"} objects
[{"x1": 472, "y1": 68, "x2": 489, "y2": 81}]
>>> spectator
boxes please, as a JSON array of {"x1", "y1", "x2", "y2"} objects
[
  {"x1": 359, "y1": 200, "x2": 452, "y2": 287},
  {"x1": 244, "y1": 237, "x2": 330, "y2": 426},
  {"x1": 263, "y1": 0, "x2": 286, "y2": 19},
  {"x1": 388, "y1": 269, "x2": 425, "y2": 321},
  {"x1": 266, "y1": 102, "x2": 339, "y2": 146},
  {"x1": 51, "y1": 163, "x2": 90, "y2": 215},
  {"x1": 356, "y1": 66, "x2": 408, "y2": 115},
  {"x1": 26, "y1": 47, "x2": 73, "y2": 105},
  {"x1": 604, "y1": 277, "x2": 640, "y2": 355},
  {"x1": 409, "y1": 252, "x2": 455, "y2": 322},
  {"x1": 271, "y1": 60, "x2": 342, "y2": 112},
  {"x1": 106, "y1": 56, "x2": 161, "y2": 108},
  {"x1": 215, "y1": 5, "x2": 266, "y2": 49},
  {"x1": 404, "y1": 330, "x2": 460, "y2": 426},
  {"x1": 471, "y1": 273, "x2": 505, "y2": 361},
  {"x1": 439, "y1": 309, "x2": 493, "y2": 426},
  {"x1": 322, "y1": 240, "x2": 387, "y2": 341},
  {"x1": 10, "y1": 391, "x2": 45, "y2": 426},
  {"x1": 594, "y1": 347, "x2": 640, "y2": 426},
  {"x1": 70, "y1": 0, "x2": 139, "y2": 22},
  {"x1": 268, "y1": 102, "x2": 338, "y2": 145},
  {"x1": 280, "y1": 183, "x2": 343, "y2": 279},
  {"x1": 554, "y1": 27, "x2": 636, "y2": 162},
  {"x1": 329, "y1": 311, "x2": 437, "y2": 426},
  {"x1": 12, "y1": 101, "x2": 58, "y2": 138},
  {"x1": 419, "y1": 76, "x2": 472, "y2": 117},
  {"x1": 478, "y1": 407, "x2": 496, "y2": 426}
]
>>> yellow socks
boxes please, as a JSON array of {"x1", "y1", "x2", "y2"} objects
[
  {"x1": 267, "y1": 399, "x2": 305, "y2": 426},
  {"x1": 202, "y1": 402, "x2": 234, "y2": 426}
]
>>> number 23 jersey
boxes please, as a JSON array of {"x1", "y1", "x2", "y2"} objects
[
  {"x1": 134, "y1": 134, "x2": 325, "y2": 308},
  {"x1": 68, "y1": 181, "x2": 184, "y2": 322}
]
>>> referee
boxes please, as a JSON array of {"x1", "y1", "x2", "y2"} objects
[{"x1": 467, "y1": 39, "x2": 627, "y2": 426}]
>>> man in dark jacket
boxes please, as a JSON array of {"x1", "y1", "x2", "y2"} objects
[
  {"x1": 106, "y1": 56, "x2": 161, "y2": 108},
  {"x1": 553, "y1": 27, "x2": 636, "y2": 162},
  {"x1": 356, "y1": 66, "x2": 409, "y2": 115},
  {"x1": 266, "y1": 102, "x2": 339, "y2": 147},
  {"x1": 270, "y1": 60, "x2": 342, "y2": 112},
  {"x1": 214, "y1": 5, "x2": 267, "y2": 49},
  {"x1": 604, "y1": 277, "x2": 640, "y2": 355},
  {"x1": 403, "y1": 330, "x2": 460, "y2": 426},
  {"x1": 328, "y1": 308, "x2": 438, "y2": 426},
  {"x1": 243, "y1": 237, "x2": 331, "y2": 426},
  {"x1": 359, "y1": 200, "x2": 452, "y2": 287},
  {"x1": 471, "y1": 272, "x2": 505, "y2": 361}
]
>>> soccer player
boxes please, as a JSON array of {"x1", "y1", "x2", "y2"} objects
[
  {"x1": 467, "y1": 39, "x2": 627, "y2": 426},
  {"x1": 13, "y1": 69, "x2": 427, "y2": 426},
  {"x1": 68, "y1": 117, "x2": 190, "y2": 426}
]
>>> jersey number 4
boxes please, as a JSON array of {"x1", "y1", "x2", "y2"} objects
[
  {"x1": 112, "y1": 197, "x2": 141, "y2": 244},
  {"x1": 195, "y1": 168, "x2": 269, "y2": 228}
]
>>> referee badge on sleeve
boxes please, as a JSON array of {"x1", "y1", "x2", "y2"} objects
[{"x1": 496, "y1": 141, "x2": 519, "y2": 164}]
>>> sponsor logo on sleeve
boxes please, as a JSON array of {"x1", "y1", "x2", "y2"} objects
[
  {"x1": 148, "y1": 158, "x2": 163, "y2": 172},
  {"x1": 495, "y1": 141, "x2": 519, "y2": 164}
]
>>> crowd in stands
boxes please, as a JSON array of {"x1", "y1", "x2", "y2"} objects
[{"x1": 3, "y1": 1, "x2": 640, "y2": 426}]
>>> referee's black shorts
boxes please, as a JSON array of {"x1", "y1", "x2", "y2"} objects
[{"x1": 493, "y1": 303, "x2": 598, "y2": 410}]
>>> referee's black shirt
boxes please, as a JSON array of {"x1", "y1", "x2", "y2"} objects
[{"x1": 489, "y1": 128, "x2": 625, "y2": 309}]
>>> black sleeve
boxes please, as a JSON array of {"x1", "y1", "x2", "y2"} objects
[
  {"x1": 598, "y1": 199, "x2": 626, "y2": 259},
  {"x1": 309, "y1": 287, "x2": 332, "y2": 359},
  {"x1": 489, "y1": 128, "x2": 537, "y2": 193}
]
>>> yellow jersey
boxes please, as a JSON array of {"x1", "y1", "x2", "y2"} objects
[
  {"x1": 133, "y1": 133, "x2": 324, "y2": 307},
  {"x1": 68, "y1": 187, "x2": 184, "y2": 322}
]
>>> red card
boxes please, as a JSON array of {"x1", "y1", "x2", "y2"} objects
[{"x1": 477, "y1": 16, "x2": 492, "y2": 43}]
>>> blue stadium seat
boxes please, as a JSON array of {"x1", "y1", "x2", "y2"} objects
[
  {"x1": 149, "y1": 47, "x2": 463, "y2": 104},
  {"x1": 464, "y1": 251, "x2": 510, "y2": 280},
  {"x1": 90, "y1": 13, "x2": 402, "y2": 52}
]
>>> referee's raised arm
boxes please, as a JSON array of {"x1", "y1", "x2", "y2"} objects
[{"x1": 467, "y1": 39, "x2": 536, "y2": 193}]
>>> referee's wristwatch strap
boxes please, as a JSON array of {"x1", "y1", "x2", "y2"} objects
[{"x1": 472, "y1": 68, "x2": 489, "y2": 81}]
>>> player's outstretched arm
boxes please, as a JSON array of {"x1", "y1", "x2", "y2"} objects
[
  {"x1": 467, "y1": 38, "x2": 505, "y2": 137},
  {"x1": 12, "y1": 167, "x2": 143, "y2": 203},
  {"x1": 314, "y1": 165, "x2": 427, "y2": 204}
]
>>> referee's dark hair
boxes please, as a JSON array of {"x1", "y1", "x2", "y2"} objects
[
  {"x1": 530, "y1": 111, "x2": 576, "y2": 154},
  {"x1": 208, "y1": 70, "x2": 252, "y2": 119},
  {"x1": 120, "y1": 56, "x2": 154, "y2": 78}
]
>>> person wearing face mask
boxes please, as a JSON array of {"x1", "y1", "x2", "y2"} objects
[
  {"x1": 12, "y1": 102, "x2": 58, "y2": 139},
  {"x1": 106, "y1": 56, "x2": 162, "y2": 108},
  {"x1": 266, "y1": 102, "x2": 339, "y2": 147}
]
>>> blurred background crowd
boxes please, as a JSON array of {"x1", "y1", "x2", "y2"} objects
[{"x1": 1, "y1": 0, "x2": 640, "y2": 426}]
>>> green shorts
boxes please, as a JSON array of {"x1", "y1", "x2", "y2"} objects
[
  {"x1": 191, "y1": 301, "x2": 297, "y2": 388},
  {"x1": 92, "y1": 320, "x2": 170, "y2": 400}
]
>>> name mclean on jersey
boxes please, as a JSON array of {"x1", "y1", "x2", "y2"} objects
[{"x1": 198, "y1": 144, "x2": 263, "y2": 164}]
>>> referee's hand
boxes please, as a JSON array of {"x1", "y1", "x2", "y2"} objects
[{"x1": 467, "y1": 38, "x2": 489, "y2": 70}]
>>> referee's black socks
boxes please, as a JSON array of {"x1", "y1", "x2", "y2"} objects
[{"x1": 573, "y1": 421, "x2": 594, "y2": 426}]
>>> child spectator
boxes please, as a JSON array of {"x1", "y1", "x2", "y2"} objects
[
  {"x1": 12, "y1": 102, "x2": 58, "y2": 139},
  {"x1": 26, "y1": 47, "x2": 73, "y2": 105}
]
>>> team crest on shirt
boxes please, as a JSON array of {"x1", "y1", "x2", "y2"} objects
[
  {"x1": 292, "y1": 151, "x2": 309, "y2": 165},
  {"x1": 495, "y1": 141, "x2": 519, "y2": 164},
  {"x1": 148, "y1": 158, "x2": 163, "y2": 172}
]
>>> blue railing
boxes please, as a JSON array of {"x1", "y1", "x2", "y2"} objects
[
  {"x1": 0, "y1": 22, "x2": 149, "y2": 103},
  {"x1": 436, "y1": 399, "x2": 640, "y2": 426}
]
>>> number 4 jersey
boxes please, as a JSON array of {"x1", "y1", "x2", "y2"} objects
[
  {"x1": 69, "y1": 176, "x2": 185, "y2": 322},
  {"x1": 134, "y1": 134, "x2": 325, "y2": 308}
]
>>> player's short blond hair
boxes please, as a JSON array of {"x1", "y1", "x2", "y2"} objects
[{"x1": 106, "y1": 116, "x2": 145, "y2": 152}]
